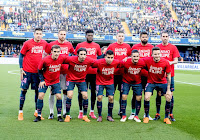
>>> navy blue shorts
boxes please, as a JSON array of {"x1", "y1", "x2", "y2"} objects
[
  {"x1": 20, "y1": 71, "x2": 40, "y2": 90},
  {"x1": 121, "y1": 82, "x2": 143, "y2": 96},
  {"x1": 96, "y1": 84, "x2": 114, "y2": 96},
  {"x1": 170, "y1": 77, "x2": 175, "y2": 92},
  {"x1": 141, "y1": 76, "x2": 147, "y2": 90},
  {"x1": 39, "y1": 83, "x2": 61, "y2": 95},
  {"x1": 67, "y1": 81, "x2": 87, "y2": 92},
  {"x1": 145, "y1": 83, "x2": 167, "y2": 95}
]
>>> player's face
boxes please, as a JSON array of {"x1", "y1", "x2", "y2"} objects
[
  {"x1": 78, "y1": 51, "x2": 87, "y2": 62},
  {"x1": 140, "y1": 34, "x2": 148, "y2": 45},
  {"x1": 34, "y1": 30, "x2": 43, "y2": 42},
  {"x1": 117, "y1": 33, "x2": 125, "y2": 43},
  {"x1": 152, "y1": 50, "x2": 161, "y2": 62},
  {"x1": 161, "y1": 33, "x2": 169, "y2": 44},
  {"x1": 105, "y1": 54, "x2": 114, "y2": 64},
  {"x1": 58, "y1": 31, "x2": 66, "y2": 42},
  {"x1": 131, "y1": 52, "x2": 140, "y2": 63},
  {"x1": 86, "y1": 33, "x2": 93, "y2": 42},
  {"x1": 51, "y1": 48, "x2": 61, "y2": 60}
]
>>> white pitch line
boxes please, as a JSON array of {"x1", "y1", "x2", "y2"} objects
[
  {"x1": 8, "y1": 70, "x2": 20, "y2": 75},
  {"x1": 175, "y1": 80, "x2": 200, "y2": 86}
]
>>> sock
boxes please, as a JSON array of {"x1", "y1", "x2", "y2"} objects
[
  {"x1": 56, "y1": 99, "x2": 62, "y2": 116},
  {"x1": 62, "y1": 94, "x2": 67, "y2": 115},
  {"x1": 19, "y1": 110, "x2": 23, "y2": 113},
  {"x1": 19, "y1": 90, "x2": 27, "y2": 110},
  {"x1": 144, "y1": 100, "x2": 150, "y2": 117},
  {"x1": 131, "y1": 94, "x2": 136, "y2": 114},
  {"x1": 165, "y1": 101, "x2": 171, "y2": 118},
  {"x1": 156, "y1": 95, "x2": 161, "y2": 114},
  {"x1": 135, "y1": 100, "x2": 141, "y2": 116},
  {"x1": 119, "y1": 91, "x2": 122, "y2": 112},
  {"x1": 49, "y1": 94, "x2": 55, "y2": 114},
  {"x1": 66, "y1": 97, "x2": 72, "y2": 115},
  {"x1": 108, "y1": 102, "x2": 113, "y2": 117},
  {"x1": 35, "y1": 90, "x2": 38, "y2": 110},
  {"x1": 170, "y1": 96, "x2": 174, "y2": 114},
  {"x1": 97, "y1": 101, "x2": 102, "y2": 117},
  {"x1": 91, "y1": 88, "x2": 96, "y2": 111},
  {"x1": 78, "y1": 92, "x2": 83, "y2": 110},
  {"x1": 37, "y1": 99, "x2": 43, "y2": 116},
  {"x1": 90, "y1": 110, "x2": 94, "y2": 113},
  {"x1": 83, "y1": 99, "x2": 88, "y2": 115},
  {"x1": 121, "y1": 100, "x2": 127, "y2": 116}
]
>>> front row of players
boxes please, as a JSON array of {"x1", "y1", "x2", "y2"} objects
[{"x1": 32, "y1": 45, "x2": 172, "y2": 124}]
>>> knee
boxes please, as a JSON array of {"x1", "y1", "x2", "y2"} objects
[
  {"x1": 157, "y1": 91, "x2": 162, "y2": 96},
  {"x1": 165, "y1": 94, "x2": 171, "y2": 102},
  {"x1": 38, "y1": 94, "x2": 44, "y2": 100},
  {"x1": 122, "y1": 95, "x2": 127, "y2": 100},
  {"x1": 82, "y1": 94, "x2": 88, "y2": 100},
  {"x1": 56, "y1": 94, "x2": 62, "y2": 100},
  {"x1": 97, "y1": 96, "x2": 102, "y2": 102},
  {"x1": 21, "y1": 89, "x2": 27, "y2": 92},
  {"x1": 108, "y1": 96, "x2": 114, "y2": 103},
  {"x1": 144, "y1": 95, "x2": 150, "y2": 101},
  {"x1": 136, "y1": 96, "x2": 142, "y2": 101},
  {"x1": 67, "y1": 94, "x2": 73, "y2": 99}
]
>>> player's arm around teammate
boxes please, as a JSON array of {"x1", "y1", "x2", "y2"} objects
[{"x1": 34, "y1": 45, "x2": 67, "y2": 122}]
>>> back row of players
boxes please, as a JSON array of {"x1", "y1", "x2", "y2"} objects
[{"x1": 18, "y1": 28, "x2": 180, "y2": 124}]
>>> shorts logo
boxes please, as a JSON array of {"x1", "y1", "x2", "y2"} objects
[{"x1": 21, "y1": 78, "x2": 27, "y2": 85}]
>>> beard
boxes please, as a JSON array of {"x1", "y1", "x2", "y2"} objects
[
  {"x1": 87, "y1": 39, "x2": 93, "y2": 43},
  {"x1": 141, "y1": 40, "x2": 148, "y2": 45}
]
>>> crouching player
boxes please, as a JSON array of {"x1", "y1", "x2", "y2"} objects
[
  {"x1": 34, "y1": 45, "x2": 67, "y2": 122},
  {"x1": 143, "y1": 47, "x2": 172, "y2": 124},
  {"x1": 120, "y1": 50, "x2": 146, "y2": 122},
  {"x1": 93, "y1": 50, "x2": 120, "y2": 122},
  {"x1": 64, "y1": 48, "x2": 96, "y2": 123}
]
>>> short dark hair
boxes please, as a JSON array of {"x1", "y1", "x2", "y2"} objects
[
  {"x1": 77, "y1": 47, "x2": 87, "y2": 54},
  {"x1": 58, "y1": 29, "x2": 66, "y2": 33},
  {"x1": 51, "y1": 45, "x2": 60, "y2": 50},
  {"x1": 161, "y1": 31, "x2": 169, "y2": 36},
  {"x1": 34, "y1": 27, "x2": 42, "y2": 33},
  {"x1": 105, "y1": 50, "x2": 114, "y2": 55},
  {"x1": 140, "y1": 31, "x2": 148, "y2": 37},
  {"x1": 85, "y1": 29, "x2": 94, "y2": 35},
  {"x1": 132, "y1": 49, "x2": 139, "y2": 54},
  {"x1": 152, "y1": 47, "x2": 160, "y2": 53},
  {"x1": 117, "y1": 30, "x2": 124, "y2": 34}
]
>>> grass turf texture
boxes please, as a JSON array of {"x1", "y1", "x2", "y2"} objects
[{"x1": 0, "y1": 65, "x2": 200, "y2": 140}]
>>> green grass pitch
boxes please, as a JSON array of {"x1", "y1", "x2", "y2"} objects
[{"x1": 1, "y1": 65, "x2": 200, "y2": 140}]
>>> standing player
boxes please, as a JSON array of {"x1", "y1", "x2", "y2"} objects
[
  {"x1": 120, "y1": 50, "x2": 146, "y2": 122},
  {"x1": 92, "y1": 50, "x2": 120, "y2": 122},
  {"x1": 45, "y1": 29, "x2": 74, "y2": 119},
  {"x1": 18, "y1": 28, "x2": 48, "y2": 120},
  {"x1": 143, "y1": 47, "x2": 172, "y2": 124},
  {"x1": 107, "y1": 31, "x2": 132, "y2": 117},
  {"x1": 154, "y1": 31, "x2": 180, "y2": 121},
  {"x1": 34, "y1": 45, "x2": 66, "y2": 122},
  {"x1": 64, "y1": 48, "x2": 96, "y2": 122},
  {"x1": 129, "y1": 31, "x2": 154, "y2": 120},
  {"x1": 75, "y1": 30, "x2": 101, "y2": 119}
]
